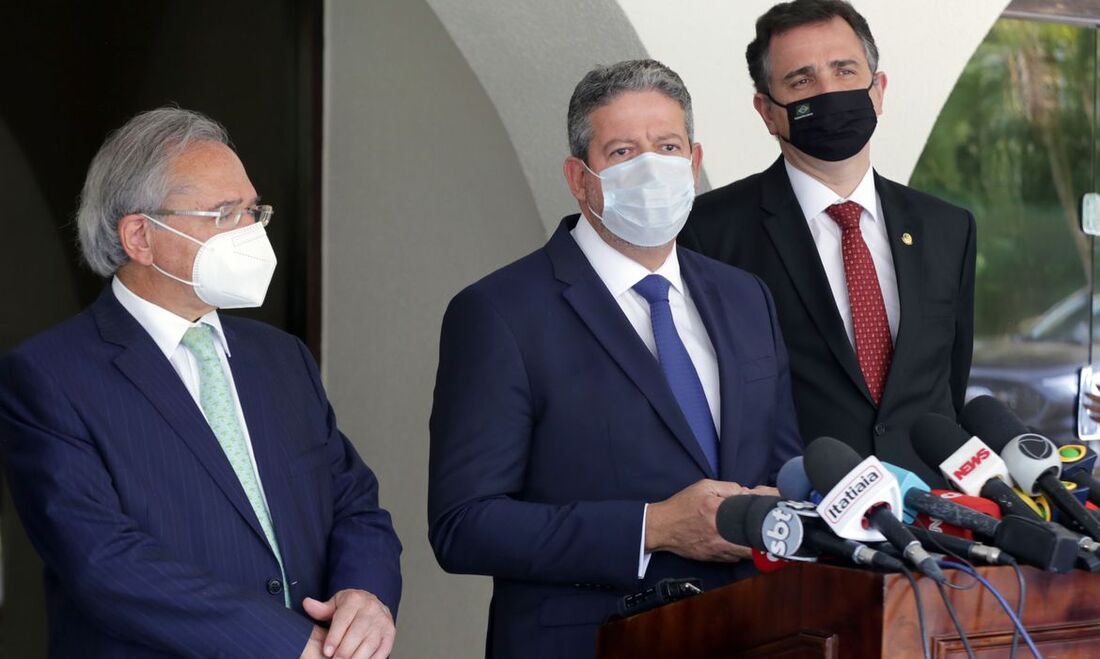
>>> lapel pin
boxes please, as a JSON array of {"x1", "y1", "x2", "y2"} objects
[{"x1": 901, "y1": 232, "x2": 914, "y2": 246}]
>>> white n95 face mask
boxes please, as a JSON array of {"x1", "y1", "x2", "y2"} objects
[
  {"x1": 584, "y1": 151, "x2": 696, "y2": 247},
  {"x1": 144, "y1": 216, "x2": 278, "y2": 309}
]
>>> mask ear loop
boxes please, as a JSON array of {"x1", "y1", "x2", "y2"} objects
[
  {"x1": 142, "y1": 213, "x2": 202, "y2": 287},
  {"x1": 575, "y1": 158, "x2": 609, "y2": 223}
]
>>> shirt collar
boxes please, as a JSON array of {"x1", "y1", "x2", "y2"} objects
[
  {"x1": 112, "y1": 276, "x2": 231, "y2": 359},
  {"x1": 570, "y1": 215, "x2": 685, "y2": 297},
  {"x1": 784, "y1": 159, "x2": 879, "y2": 224}
]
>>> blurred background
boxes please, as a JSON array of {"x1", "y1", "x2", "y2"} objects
[{"x1": 5, "y1": 0, "x2": 1100, "y2": 656}]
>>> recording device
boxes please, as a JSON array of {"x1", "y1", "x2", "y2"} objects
[
  {"x1": 961, "y1": 396, "x2": 1100, "y2": 541},
  {"x1": 715, "y1": 494, "x2": 903, "y2": 571},
  {"x1": 910, "y1": 412, "x2": 1041, "y2": 522},
  {"x1": 616, "y1": 578, "x2": 702, "y2": 618},
  {"x1": 803, "y1": 437, "x2": 944, "y2": 582}
]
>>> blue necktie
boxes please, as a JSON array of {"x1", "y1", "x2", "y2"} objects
[{"x1": 633, "y1": 274, "x2": 720, "y2": 473}]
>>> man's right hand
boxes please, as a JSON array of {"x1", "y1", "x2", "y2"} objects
[{"x1": 644, "y1": 479, "x2": 753, "y2": 562}]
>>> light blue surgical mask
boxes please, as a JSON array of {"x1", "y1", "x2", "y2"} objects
[{"x1": 583, "y1": 151, "x2": 696, "y2": 247}]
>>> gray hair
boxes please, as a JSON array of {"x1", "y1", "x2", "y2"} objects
[
  {"x1": 76, "y1": 107, "x2": 229, "y2": 277},
  {"x1": 567, "y1": 59, "x2": 694, "y2": 162}
]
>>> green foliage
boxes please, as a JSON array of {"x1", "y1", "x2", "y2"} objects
[{"x1": 909, "y1": 18, "x2": 1096, "y2": 337}]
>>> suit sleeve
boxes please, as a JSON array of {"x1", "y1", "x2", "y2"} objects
[
  {"x1": 0, "y1": 351, "x2": 312, "y2": 658},
  {"x1": 757, "y1": 276, "x2": 805, "y2": 480},
  {"x1": 950, "y1": 210, "x2": 978, "y2": 414},
  {"x1": 293, "y1": 338, "x2": 403, "y2": 612},
  {"x1": 428, "y1": 287, "x2": 646, "y2": 589}
]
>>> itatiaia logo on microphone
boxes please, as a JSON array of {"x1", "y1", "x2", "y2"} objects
[{"x1": 821, "y1": 465, "x2": 884, "y2": 524}]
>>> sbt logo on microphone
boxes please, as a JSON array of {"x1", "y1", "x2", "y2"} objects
[{"x1": 822, "y1": 465, "x2": 884, "y2": 524}]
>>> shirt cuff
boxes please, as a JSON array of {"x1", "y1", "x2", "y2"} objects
[{"x1": 638, "y1": 503, "x2": 653, "y2": 579}]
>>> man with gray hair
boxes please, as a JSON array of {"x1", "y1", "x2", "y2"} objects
[
  {"x1": 0, "y1": 107, "x2": 402, "y2": 658},
  {"x1": 428, "y1": 59, "x2": 802, "y2": 659}
]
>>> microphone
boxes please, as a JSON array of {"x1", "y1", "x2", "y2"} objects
[
  {"x1": 715, "y1": 494, "x2": 903, "y2": 571},
  {"x1": 960, "y1": 396, "x2": 1100, "y2": 541},
  {"x1": 883, "y1": 463, "x2": 1077, "y2": 572},
  {"x1": 1057, "y1": 443, "x2": 1100, "y2": 507},
  {"x1": 910, "y1": 412, "x2": 1041, "y2": 522},
  {"x1": 883, "y1": 462, "x2": 928, "y2": 524},
  {"x1": 777, "y1": 456, "x2": 814, "y2": 501},
  {"x1": 915, "y1": 490, "x2": 1002, "y2": 540},
  {"x1": 803, "y1": 437, "x2": 944, "y2": 582}
]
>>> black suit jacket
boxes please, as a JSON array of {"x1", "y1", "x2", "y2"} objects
[{"x1": 680, "y1": 157, "x2": 976, "y2": 486}]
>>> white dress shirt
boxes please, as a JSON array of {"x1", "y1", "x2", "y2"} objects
[
  {"x1": 570, "y1": 216, "x2": 722, "y2": 578},
  {"x1": 784, "y1": 160, "x2": 900, "y2": 346},
  {"x1": 111, "y1": 277, "x2": 274, "y2": 510}
]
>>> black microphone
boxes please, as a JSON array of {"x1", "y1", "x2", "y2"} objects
[
  {"x1": 905, "y1": 524, "x2": 1013, "y2": 566},
  {"x1": 715, "y1": 494, "x2": 903, "y2": 571},
  {"x1": 910, "y1": 412, "x2": 1042, "y2": 522},
  {"x1": 961, "y1": 395, "x2": 1100, "y2": 541},
  {"x1": 803, "y1": 437, "x2": 944, "y2": 582}
]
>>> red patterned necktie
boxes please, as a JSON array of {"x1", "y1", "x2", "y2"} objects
[{"x1": 825, "y1": 201, "x2": 893, "y2": 405}]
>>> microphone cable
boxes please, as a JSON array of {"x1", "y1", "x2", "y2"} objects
[
  {"x1": 1008, "y1": 561, "x2": 1027, "y2": 659},
  {"x1": 898, "y1": 565, "x2": 932, "y2": 659},
  {"x1": 941, "y1": 560, "x2": 1041, "y2": 658},
  {"x1": 935, "y1": 578, "x2": 976, "y2": 659}
]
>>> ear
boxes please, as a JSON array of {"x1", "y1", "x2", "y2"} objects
[
  {"x1": 753, "y1": 93, "x2": 783, "y2": 136},
  {"x1": 871, "y1": 71, "x2": 888, "y2": 116},
  {"x1": 563, "y1": 156, "x2": 589, "y2": 204},
  {"x1": 118, "y1": 213, "x2": 156, "y2": 266},
  {"x1": 690, "y1": 142, "x2": 703, "y2": 184}
]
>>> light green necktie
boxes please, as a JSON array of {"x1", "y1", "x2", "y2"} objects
[{"x1": 180, "y1": 324, "x2": 289, "y2": 607}]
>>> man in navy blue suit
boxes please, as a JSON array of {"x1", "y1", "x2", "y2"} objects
[
  {"x1": 428, "y1": 60, "x2": 803, "y2": 659},
  {"x1": 0, "y1": 108, "x2": 402, "y2": 658}
]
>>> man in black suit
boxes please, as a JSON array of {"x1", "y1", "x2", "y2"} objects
[{"x1": 681, "y1": 0, "x2": 976, "y2": 485}]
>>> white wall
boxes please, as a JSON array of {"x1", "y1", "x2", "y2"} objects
[{"x1": 324, "y1": 2, "x2": 1009, "y2": 657}]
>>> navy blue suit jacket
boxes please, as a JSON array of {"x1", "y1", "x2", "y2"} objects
[
  {"x1": 0, "y1": 288, "x2": 402, "y2": 658},
  {"x1": 428, "y1": 216, "x2": 803, "y2": 659}
]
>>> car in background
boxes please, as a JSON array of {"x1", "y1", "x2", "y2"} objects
[{"x1": 966, "y1": 289, "x2": 1099, "y2": 442}]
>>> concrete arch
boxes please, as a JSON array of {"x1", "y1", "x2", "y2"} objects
[{"x1": 426, "y1": 0, "x2": 1011, "y2": 233}]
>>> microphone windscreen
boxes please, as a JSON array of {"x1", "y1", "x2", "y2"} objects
[
  {"x1": 804, "y1": 436, "x2": 862, "y2": 494},
  {"x1": 777, "y1": 456, "x2": 813, "y2": 500},
  {"x1": 743, "y1": 495, "x2": 784, "y2": 550},
  {"x1": 960, "y1": 395, "x2": 1029, "y2": 452},
  {"x1": 715, "y1": 494, "x2": 760, "y2": 546},
  {"x1": 910, "y1": 413, "x2": 972, "y2": 468}
]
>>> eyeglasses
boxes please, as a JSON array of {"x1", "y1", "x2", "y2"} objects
[{"x1": 149, "y1": 204, "x2": 274, "y2": 228}]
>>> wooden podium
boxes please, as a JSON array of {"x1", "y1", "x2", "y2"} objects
[{"x1": 596, "y1": 563, "x2": 1100, "y2": 658}]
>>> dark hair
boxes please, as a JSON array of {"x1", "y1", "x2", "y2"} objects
[
  {"x1": 746, "y1": 0, "x2": 879, "y2": 95},
  {"x1": 567, "y1": 59, "x2": 693, "y2": 161}
]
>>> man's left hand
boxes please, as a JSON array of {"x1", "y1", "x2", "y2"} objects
[{"x1": 303, "y1": 589, "x2": 395, "y2": 659}]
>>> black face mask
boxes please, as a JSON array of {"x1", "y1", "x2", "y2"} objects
[{"x1": 767, "y1": 80, "x2": 877, "y2": 162}]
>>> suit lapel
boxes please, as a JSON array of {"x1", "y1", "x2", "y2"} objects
[
  {"x1": 875, "y1": 174, "x2": 924, "y2": 410},
  {"x1": 93, "y1": 289, "x2": 270, "y2": 546},
  {"x1": 548, "y1": 218, "x2": 716, "y2": 477},
  {"x1": 678, "y1": 250, "x2": 743, "y2": 480},
  {"x1": 758, "y1": 158, "x2": 871, "y2": 402}
]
